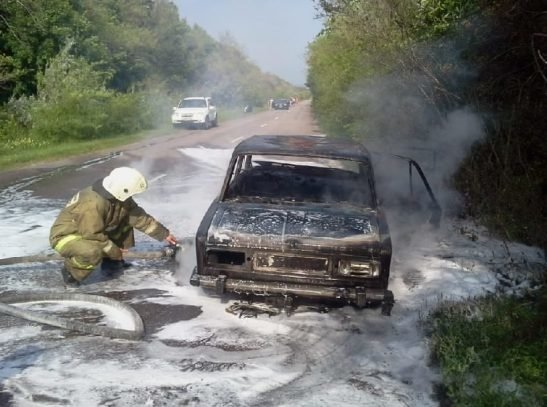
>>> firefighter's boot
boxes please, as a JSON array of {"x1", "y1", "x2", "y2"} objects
[
  {"x1": 61, "y1": 266, "x2": 80, "y2": 287},
  {"x1": 101, "y1": 258, "x2": 132, "y2": 277}
]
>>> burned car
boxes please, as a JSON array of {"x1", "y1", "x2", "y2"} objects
[{"x1": 191, "y1": 135, "x2": 395, "y2": 315}]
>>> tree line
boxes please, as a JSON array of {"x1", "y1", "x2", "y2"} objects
[
  {"x1": 307, "y1": 0, "x2": 547, "y2": 250},
  {"x1": 0, "y1": 0, "x2": 303, "y2": 154}
]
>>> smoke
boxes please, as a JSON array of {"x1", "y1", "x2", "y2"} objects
[
  {"x1": 133, "y1": 147, "x2": 233, "y2": 284},
  {"x1": 174, "y1": 238, "x2": 198, "y2": 284},
  {"x1": 344, "y1": 41, "x2": 485, "y2": 223}
]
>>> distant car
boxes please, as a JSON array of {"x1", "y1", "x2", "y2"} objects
[
  {"x1": 272, "y1": 99, "x2": 290, "y2": 110},
  {"x1": 172, "y1": 97, "x2": 218, "y2": 129},
  {"x1": 191, "y1": 135, "x2": 396, "y2": 315}
]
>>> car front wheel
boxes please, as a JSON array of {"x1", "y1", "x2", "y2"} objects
[{"x1": 202, "y1": 117, "x2": 211, "y2": 130}]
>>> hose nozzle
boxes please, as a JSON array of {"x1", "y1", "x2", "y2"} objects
[{"x1": 162, "y1": 243, "x2": 182, "y2": 258}]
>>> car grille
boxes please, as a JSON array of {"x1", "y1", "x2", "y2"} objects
[{"x1": 254, "y1": 253, "x2": 328, "y2": 275}]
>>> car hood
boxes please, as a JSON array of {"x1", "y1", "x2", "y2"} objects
[{"x1": 206, "y1": 203, "x2": 381, "y2": 252}]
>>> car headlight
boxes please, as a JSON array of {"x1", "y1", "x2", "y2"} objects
[{"x1": 338, "y1": 260, "x2": 380, "y2": 277}]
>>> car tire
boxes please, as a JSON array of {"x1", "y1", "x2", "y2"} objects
[
  {"x1": 212, "y1": 115, "x2": 218, "y2": 127},
  {"x1": 381, "y1": 301, "x2": 393, "y2": 316},
  {"x1": 203, "y1": 117, "x2": 211, "y2": 130}
]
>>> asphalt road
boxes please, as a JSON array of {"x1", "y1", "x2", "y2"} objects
[
  {"x1": 0, "y1": 102, "x2": 320, "y2": 195},
  {"x1": 0, "y1": 99, "x2": 544, "y2": 407},
  {"x1": 1, "y1": 101, "x2": 541, "y2": 406},
  {"x1": 0, "y1": 102, "x2": 320, "y2": 322},
  {"x1": 8, "y1": 102, "x2": 423, "y2": 407}
]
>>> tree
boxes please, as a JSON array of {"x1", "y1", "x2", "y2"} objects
[{"x1": 0, "y1": 0, "x2": 85, "y2": 100}]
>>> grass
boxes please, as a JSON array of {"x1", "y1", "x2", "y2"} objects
[
  {"x1": 0, "y1": 107, "x2": 256, "y2": 171},
  {"x1": 425, "y1": 287, "x2": 547, "y2": 406},
  {"x1": 0, "y1": 125, "x2": 173, "y2": 171}
]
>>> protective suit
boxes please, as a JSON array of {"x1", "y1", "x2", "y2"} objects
[{"x1": 50, "y1": 167, "x2": 173, "y2": 284}]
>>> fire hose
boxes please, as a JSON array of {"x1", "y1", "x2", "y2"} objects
[
  {"x1": 0, "y1": 241, "x2": 190, "y2": 340},
  {"x1": 0, "y1": 292, "x2": 145, "y2": 341},
  {"x1": 0, "y1": 244, "x2": 182, "y2": 266}
]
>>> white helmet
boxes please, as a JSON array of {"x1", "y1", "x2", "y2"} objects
[{"x1": 102, "y1": 167, "x2": 148, "y2": 201}]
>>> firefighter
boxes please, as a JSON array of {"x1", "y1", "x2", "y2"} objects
[{"x1": 49, "y1": 167, "x2": 177, "y2": 286}]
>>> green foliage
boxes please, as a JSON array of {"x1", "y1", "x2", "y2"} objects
[
  {"x1": 0, "y1": 0, "x2": 300, "y2": 165},
  {"x1": 0, "y1": 129, "x2": 170, "y2": 170},
  {"x1": 36, "y1": 42, "x2": 110, "y2": 103},
  {"x1": 30, "y1": 92, "x2": 109, "y2": 141},
  {"x1": 452, "y1": 0, "x2": 547, "y2": 250},
  {"x1": 1, "y1": 0, "x2": 297, "y2": 104},
  {"x1": 414, "y1": 0, "x2": 480, "y2": 39},
  {"x1": 0, "y1": 54, "x2": 20, "y2": 95},
  {"x1": 426, "y1": 289, "x2": 547, "y2": 406},
  {"x1": 0, "y1": 44, "x2": 165, "y2": 156},
  {"x1": 0, "y1": 107, "x2": 37, "y2": 152},
  {"x1": 309, "y1": 0, "x2": 547, "y2": 250},
  {"x1": 30, "y1": 45, "x2": 112, "y2": 141},
  {"x1": 308, "y1": 0, "x2": 434, "y2": 136},
  {"x1": 102, "y1": 92, "x2": 168, "y2": 134},
  {"x1": 0, "y1": 0, "x2": 87, "y2": 100},
  {"x1": 307, "y1": 30, "x2": 367, "y2": 136}
]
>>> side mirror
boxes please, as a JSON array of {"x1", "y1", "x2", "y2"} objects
[{"x1": 172, "y1": 107, "x2": 177, "y2": 111}]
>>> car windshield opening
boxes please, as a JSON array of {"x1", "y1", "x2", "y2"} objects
[
  {"x1": 224, "y1": 154, "x2": 373, "y2": 206},
  {"x1": 180, "y1": 99, "x2": 207, "y2": 108}
]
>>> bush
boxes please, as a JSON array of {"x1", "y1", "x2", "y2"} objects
[
  {"x1": 30, "y1": 92, "x2": 111, "y2": 141},
  {"x1": 1, "y1": 44, "x2": 171, "y2": 149},
  {"x1": 0, "y1": 112, "x2": 33, "y2": 152},
  {"x1": 426, "y1": 288, "x2": 547, "y2": 406}
]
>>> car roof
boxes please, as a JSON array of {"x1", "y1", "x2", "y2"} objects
[{"x1": 233, "y1": 135, "x2": 371, "y2": 161}]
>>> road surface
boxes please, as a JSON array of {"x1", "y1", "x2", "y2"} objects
[{"x1": 0, "y1": 101, "x2": 542, "y2": 406}]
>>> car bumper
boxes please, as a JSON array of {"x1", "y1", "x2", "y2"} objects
[
  {"x1": 172, "y1": 118, "x2": 205, "y2": 125},
  {"x1": 190, "y1": 270, "x2": 394, "y2": 308}
]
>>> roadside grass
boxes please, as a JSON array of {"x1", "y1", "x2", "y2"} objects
[
  {"x1": 0, "y1": 107, "x2": 255, "y2": 172},
  {"x1": 424, "y1": 286, "x2": 547, "y2": 406},
  {"x1": 0, "y1": 125, "x2": 174, "y2": 171}
]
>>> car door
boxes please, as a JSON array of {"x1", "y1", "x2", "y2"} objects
[{"x1": 371, "y1": 149, "x2": 442, "y2": 229}]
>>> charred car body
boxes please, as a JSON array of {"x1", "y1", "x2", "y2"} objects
[{"x1": 191, "y1": 135, "x2": 395, "y2": 314}]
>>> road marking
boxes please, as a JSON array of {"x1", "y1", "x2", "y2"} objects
[
  {"x1": 275, "y1": 116, "x2": 279, "y2": 120},
  {"x1": 260, "y1": 123, "x2": 268, "y2": 128},
  {"x1": 148, "y1": 174, "x2": 167, "y2": 184},
  {"x1": 231, "y1": 136, "x2": 244, "y2": 144}
]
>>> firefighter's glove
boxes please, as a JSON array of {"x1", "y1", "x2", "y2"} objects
[{"x1": 103, "y1": 241, "x2": 123, "y2": 260}]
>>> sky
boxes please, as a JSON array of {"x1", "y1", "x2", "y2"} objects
[
  {"x1": 1, "y1": 146, "x2": 545, "y2": 405},
  {"x1": 173, "y1": 0, "x2": 324, "y2": 86}
]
